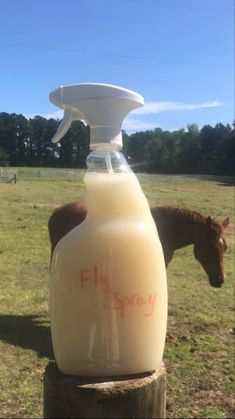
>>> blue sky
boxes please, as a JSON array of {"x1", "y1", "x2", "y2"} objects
[{"x1": 0, "y1": 0, "x2": 234, "y2": 133}]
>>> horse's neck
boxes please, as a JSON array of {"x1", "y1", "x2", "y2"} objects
[{"x1": 154, "y1": 206, "x2": 206, "y2": 251}]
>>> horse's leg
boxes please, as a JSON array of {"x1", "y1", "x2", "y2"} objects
[{"x1": 163, "y1": 247, "x2": 174, "y2": 268}]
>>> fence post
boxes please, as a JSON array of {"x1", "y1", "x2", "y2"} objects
[{"x1": 43, "y1": 361, "x2": 166, "y2": 419}]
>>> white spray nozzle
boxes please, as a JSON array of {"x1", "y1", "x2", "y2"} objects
[{"x1": 49, "y1": 83, "x2": 144, "y2": 148}]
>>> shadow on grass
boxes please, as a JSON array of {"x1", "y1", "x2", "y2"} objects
[{"x1": 0, "y1": 314, "x2": 54, "y2": 359}]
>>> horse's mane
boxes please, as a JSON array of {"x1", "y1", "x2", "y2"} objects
[
  {"x1": 153, "y1": 205, "x2": 208, "y2": 225},
  {"x1": 153, "y1": 205, "x2": 207, "y2": 223},
  {"x1": 153, "y1": 205, "x2": 224, "y2": 235}
]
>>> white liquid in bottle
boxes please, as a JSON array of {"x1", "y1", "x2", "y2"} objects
[{"x1": 50, "y1": 172, "x2": 167, "y2": 376}]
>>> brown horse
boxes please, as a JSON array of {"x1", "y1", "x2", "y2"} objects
[{"x1": 48, "y1": 200, "x2": 229, "y2": 288}]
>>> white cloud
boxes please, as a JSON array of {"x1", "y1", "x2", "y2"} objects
[
  {"x1": 133, "y1": 100, "x2": 223, "y2": 115},
  {"x1": 24, "y1": 110, "x2": 63, "y2": 120},
  {"x1": 44, "y1": 110, "x2": 64, "y2": 120},
  {"x1": 24, "y1": 100, "x2": 223, "y2": 134},
  {"x1": 123, "y1": 118, "x2": 157, "y2": 132},
  {"x1": 26, "y1": 99, "x2": 223, "y2": 121}
]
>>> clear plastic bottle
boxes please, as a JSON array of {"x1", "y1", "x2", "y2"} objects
[{"x1": 49, "y1": 84, "x2": 167, "y2": 376}]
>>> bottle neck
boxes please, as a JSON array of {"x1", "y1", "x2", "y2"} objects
[
  {"x1": 86, "y1": 149, "x2": 131, "y2": 174},
  {"x1": 84, "y1": 149, "x2": 154, "y2": 223},
  {"x1": 84, "y1": 172, "x2": 149, "y2": 219},
  {"x1": 90, "y1": 127, "x2": 123, "y2": 150},
  {"x1": 85, "y1": 149, "x2": 131, "y2": 218}
]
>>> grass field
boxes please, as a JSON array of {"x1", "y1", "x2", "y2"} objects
[{"x1": 0, "y1": 167, "x2": 234, "y2": 418}]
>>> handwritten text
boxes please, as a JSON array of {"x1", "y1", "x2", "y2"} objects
[{"x1": 80, "y1": 265, "x2": 157, "y2": 318}]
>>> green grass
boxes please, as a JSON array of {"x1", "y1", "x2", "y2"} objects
[{"x1": 0, "y1": 167, "x2": 234, "y2": 418}]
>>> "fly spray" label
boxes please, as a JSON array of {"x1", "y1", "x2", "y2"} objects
[{"x1": 80, "y1": 265, "x2": 157, "y2": 318}]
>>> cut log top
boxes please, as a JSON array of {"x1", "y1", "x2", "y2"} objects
[{"x1": 44, "y1": 361, "x2": 166, "y2": 419}]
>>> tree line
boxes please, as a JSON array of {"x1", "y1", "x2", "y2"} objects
[{"x1": 0, "y1": 112, "x2": 234, "y2": 175}]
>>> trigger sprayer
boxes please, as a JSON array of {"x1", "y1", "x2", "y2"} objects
[
  {"x1": 50, "y1": 83, "x2": 143, "y2": 148},
  {"x1": 49, "y1": 83, "x2": 167, "y2": 376}
]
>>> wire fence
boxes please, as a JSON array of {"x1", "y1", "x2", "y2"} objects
[
  {"x1": 0, "y1": 169, "x2": 17, "y2": 183},
  {"x1": 0, "y1": 167, "x2": 86, "y2": 181}
]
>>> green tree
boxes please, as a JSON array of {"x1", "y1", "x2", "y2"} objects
[
  {"x1": 0, "y1": 146, "x2": 9, "y2": 166},
  {"x1": 0, "y1": 111, "x2": 233, "y2": 174},
  {"x1": 29, "y1": 116, "x2": 48, "y2": 166},
  {"x1": 177, "y1": 124, "x2": 201, "y2": 173},
  {"x1": 42, "y1": 118, "x2": 60, "y2": 166},
  {"x1": 127, "y1": 130, "x2": 156, "y2": 171},
  {"x1": 169, "y1": 129, "x2": 185, "y2": 173},
  {"x1": 0, "y1": 113, "x2": 19, "y2": 165},
  {"x1": 15, "y1": 114, "x2": 30, "y2": 165},
  {"x1": 146, "y1": 138, "x2": 169, "y2": 173},
  {"x1": 213, "y1": 123, "x2": 234, "y2": 175}
]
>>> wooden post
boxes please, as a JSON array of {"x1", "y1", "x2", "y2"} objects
[{"x1": 43, "y1": 361, "x2": 166, "y2": 419}]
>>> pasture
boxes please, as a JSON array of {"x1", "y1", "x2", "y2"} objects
[{"x1": 0, "y1": 168, "x2": 234, "y2": 418}]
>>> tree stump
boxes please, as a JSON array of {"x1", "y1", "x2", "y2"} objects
[{"x1": 43, "y1": 361, "x2": 166, "y2": 419}]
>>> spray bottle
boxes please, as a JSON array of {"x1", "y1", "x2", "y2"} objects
[{"x1": 49, "y1": 83, "x2": 167, "y2": 376}]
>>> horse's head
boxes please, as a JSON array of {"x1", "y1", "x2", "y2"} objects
[{"x1": 194, "y1": 216, "x2": 229, "y2": 288}]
